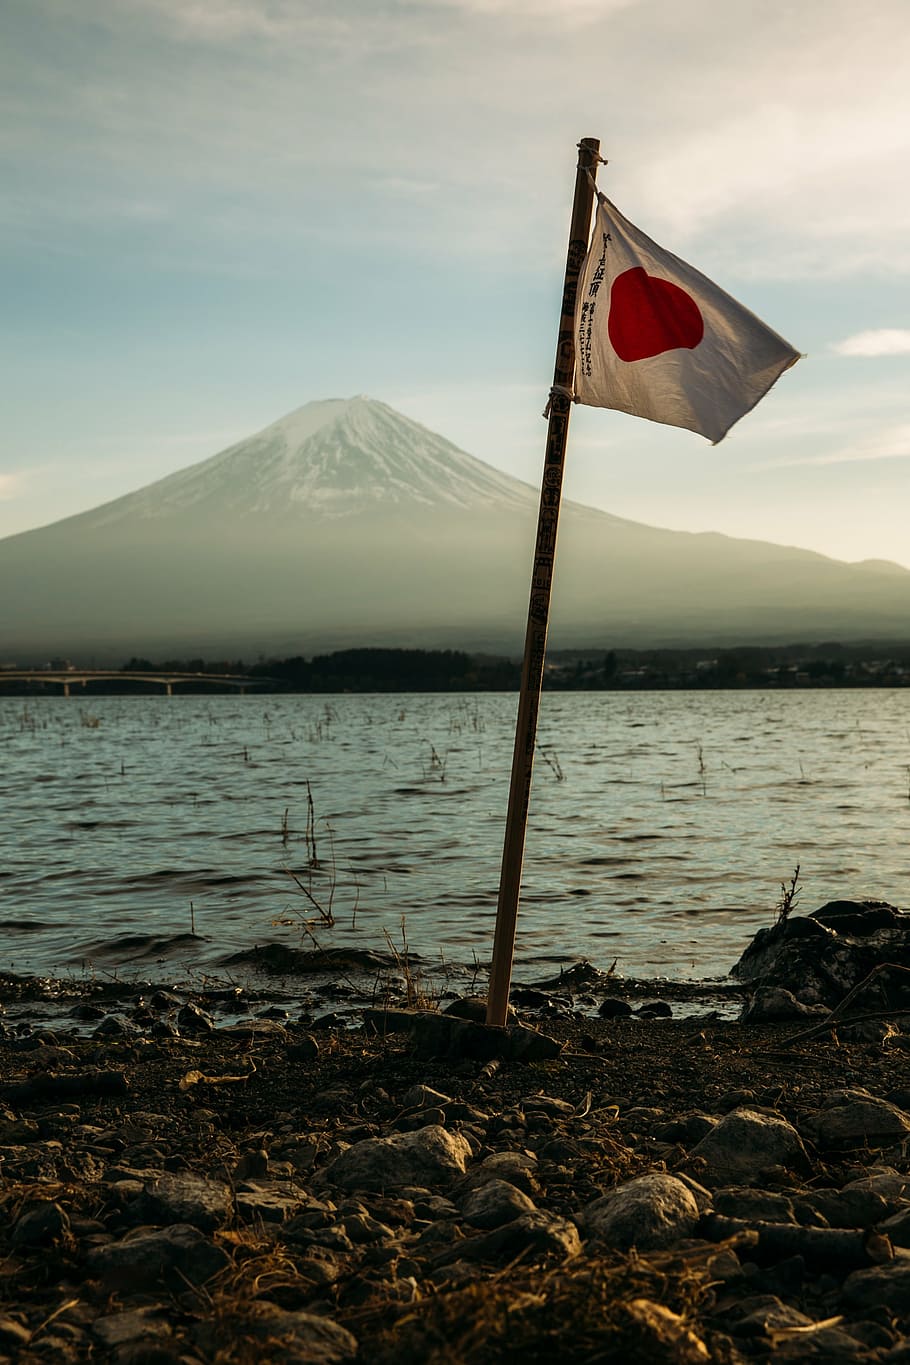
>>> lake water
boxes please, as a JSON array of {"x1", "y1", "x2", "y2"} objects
[{"x1": 2, "y1": 690, "x2": 909, "y2": 986}]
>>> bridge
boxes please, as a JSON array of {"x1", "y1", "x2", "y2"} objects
[{"x1": 0, "y1": 670, "x2": 268, "y2": 697}]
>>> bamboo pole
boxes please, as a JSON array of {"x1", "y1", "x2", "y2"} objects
[{"x1": 486, "y1": 137, "x2": 601, "y2": 1028}]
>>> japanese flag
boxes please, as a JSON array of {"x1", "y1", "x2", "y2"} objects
[{"x1": 574, "y1": 194, "x2": 800, "y2": 444}]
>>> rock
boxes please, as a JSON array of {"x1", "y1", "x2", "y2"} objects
[
  {"x1": 235, "y1": 1182, "x2": 303, "y2": 1223},
  {"x1": 801, "y1": 1187, "x2": 890, "y2": 1228},
  {"x1": 176, "y1": 1002, "x2": 215, "y2": 1034},
  {"x1": 336, "y1": 1211, "x2": 395, "y2": 1243},
  {"x1": 93, "y1": 1013, "x2": 139, "y2": 1037},
  {"x1": 141, "y1": 1171, "x2": 232, "y2": 1231},
  {"x1": 394, "y1": 1104, "x2": 445, "y2": 1131},
  {"x1": 11, "y1": 1198, "x2": 70, "y2": 1246},
  {"x1": 620, "y1": 1106, "x2": 666, "y2": 1131},
  {"x1": 879, "y1": 1206, "x2": 910, "y2": 1248},
  {"x1": 234, "y1": 1149, "x2": 270, "y2": 1180},
  {"x1": 510, "y1": 987, "x2": 563, "y2": 1010},
  {"x1": 773, "y1": 1327, "x2": 882, "y2": 1361},
  {"x1": 687, "y1": 1107, "x2": 809, "y2": 1186},
  {"x1": 655, "y1": 1113, "x2": 717, "y2": 1144},
  {"x1": 287, "y1": 1035, "x2": 319, "y2": 1061},
  {"x1": 312, "y1": 1011, "x2": 348, "y2": 1031},
  {"x1": 740, "y1": 987, "x2": 829, "y2": 1023},
  {"x1": 843, "y1": 1261, "x2": 910, "y2": 1314},
  {"x1": 531, "y1": 961, "x2": 617, "y2": 993},
  {"x1": 719, "y1": 1293, "x2": 815, "y2": 1336},
  {"x1": 801, "y1": 1096, "x2": 910, "y2": 1149},
  {"x1": 713, "y1": 1187, "x2": 797, "y2": 1223},
  {"x1": 0, "y1": 1117, "x2": 40, "y2": 1143},
  {"x1": 148, "y1": 990, "x2": 182, "y2": 1010},
  {"x1": 636, "y1": 1000, "x2": 672, "y2": 1018},
  {"x1": 815, "y1": 901, "x2": 906, "y2": 934},
  {"x1": 202, "y1": 1305, "x2": 357, "y2": 1364},
  {"x1": 585, "y1": 1174, "x2": 700, "y2": 1250},
  {"x1": 86, "y1": 1223, "x2": 230, "y2": 1290},
  {"x1": 841, "y1": 1171, "x2": 910, "y2": 1210},
  {"x1": 730, "y1": 901, "x2": 910, "y2": 1008},
  {"x1": 598, "y1": 997, "x2": 633, "y2": 1018},
  {"x1": 92, "y1": 1308, "x2": 172, "y2": 1348},
  {"x1": 460, "y1": 1179, "x2": 537, "y2": 1229},
  {"x1": 521, "y1": 1093, "x2": 576, "y2": 1118},
  {"x1": 464, "y1": 1151, "x2": 539, "y2": 1194},
  {"x1": 326, "y1": 1125, "x2": 471, "y2": 1191}
]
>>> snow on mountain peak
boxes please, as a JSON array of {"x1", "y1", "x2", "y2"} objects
[{"x1": 84, "y1": 396, "x2": 541, "y2": 526}]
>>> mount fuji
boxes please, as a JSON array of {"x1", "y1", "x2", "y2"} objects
[{"x1": 2, "y1": 395, "x2": 910, "y2": 662}]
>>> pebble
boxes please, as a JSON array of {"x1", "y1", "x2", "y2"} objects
[{"x1": 460, "y1": 1178, "x2": 537, "y2": 1228}]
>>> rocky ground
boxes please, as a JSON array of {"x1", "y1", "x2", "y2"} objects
[{"x1": 2, "y1": 899, "x2": 910, "y2": 1363}]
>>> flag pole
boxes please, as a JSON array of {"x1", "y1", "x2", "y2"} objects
[{"x1": 486, "y1": 136, "x2": 601, "y2": 1028}]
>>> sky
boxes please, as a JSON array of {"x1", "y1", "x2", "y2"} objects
[{"x1": 3, "y1": 0, "x2": 910, "y2": 567}]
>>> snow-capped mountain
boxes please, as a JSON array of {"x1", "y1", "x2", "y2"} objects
[
  {"x1": 76, "y1": 396, "x2": 546, "y2": 527},
  {"x1": 2, "y1": 396, "x2": 910, "y2": 663}
]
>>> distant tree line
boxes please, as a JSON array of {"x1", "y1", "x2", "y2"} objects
[
  {"x1": 125, "y1": 642, "x2": 910, "y2": 691},
  {"x1": 120, "y1": 649, "x2": 520, "y2": 692},
  {"x1": 4, "y1": 643, "x2": 910, "y2": 694},
  {"x1": 253, "y1": 649, "x2": 520, "y2": 692}
]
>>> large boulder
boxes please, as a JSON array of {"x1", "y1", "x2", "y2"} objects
[
  {"x1": 584, "y1": 1174, "x2": 701, "y2": 1250},
  {"x1": 140, "y1": 1171, "x2": 233, "y2": 1231},
  {"x1": 800, "y1": 1094, "x2": 910, "y2": 1150},
  {"x1": 687, "y1": 1108, "x2": 809, "y2": 1186},
  {"x1": 86, "y1": 1224, "x2": 230, "y2": 1291},
  {"x1": 325, "y1": 1125, "x2": 472, "y2": 1191},
  {"x1": 730, "y1": 900, "x2": 910, "y2": 1008}
]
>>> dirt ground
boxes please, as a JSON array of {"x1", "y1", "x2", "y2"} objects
[{"x1": 1, "y1": 977, "x2": 910, "y2": 1363}]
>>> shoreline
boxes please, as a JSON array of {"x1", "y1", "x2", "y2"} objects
[
  {"x1": 3, "y1": 933, "x2": 910, "y2": 1361},
  {"x1": 0, "y1": 956, "x2": 749, "y2": 1042},
  {"x1": 1, "y1": 999, "x2": 910, "y2": 1359}
]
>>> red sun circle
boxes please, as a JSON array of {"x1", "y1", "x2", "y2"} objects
[{"x1": 608, "y1": 267, "x2": 705, "y2": 362}]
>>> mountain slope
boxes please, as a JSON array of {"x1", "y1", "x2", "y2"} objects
[
  {"x1": 40, "y1": 397, "x2": 548, "y2": 529},
  {"x1": 2, "y1": 396, "x2": 909, "y2": 662}
]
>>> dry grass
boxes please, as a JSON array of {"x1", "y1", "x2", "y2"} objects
[{"x1": 343, "y1": 1241, "x2": 735, "y2": 1365}]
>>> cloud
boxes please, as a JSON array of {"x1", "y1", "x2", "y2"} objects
[
  {"x1": 6, "y1": 0, "x2": 910, "y2": 286},
  {"x1": 832, "y1": 329, "x2": 910, "y2": 357},
  {"x1": 763, "y1": 422, "x2": 910, "y2": 469}
]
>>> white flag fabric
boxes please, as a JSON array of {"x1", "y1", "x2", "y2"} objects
[{"x1": 575, "y1": 194, "x2": 800, "y2": 444}]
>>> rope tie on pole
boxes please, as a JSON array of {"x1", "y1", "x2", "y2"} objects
[
  {"x1": 577, "y1": 143, "x2": 609, "y2": 167},
  {"x1": 542, "y1": 384, "x2": 576, "y2": 419}
]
